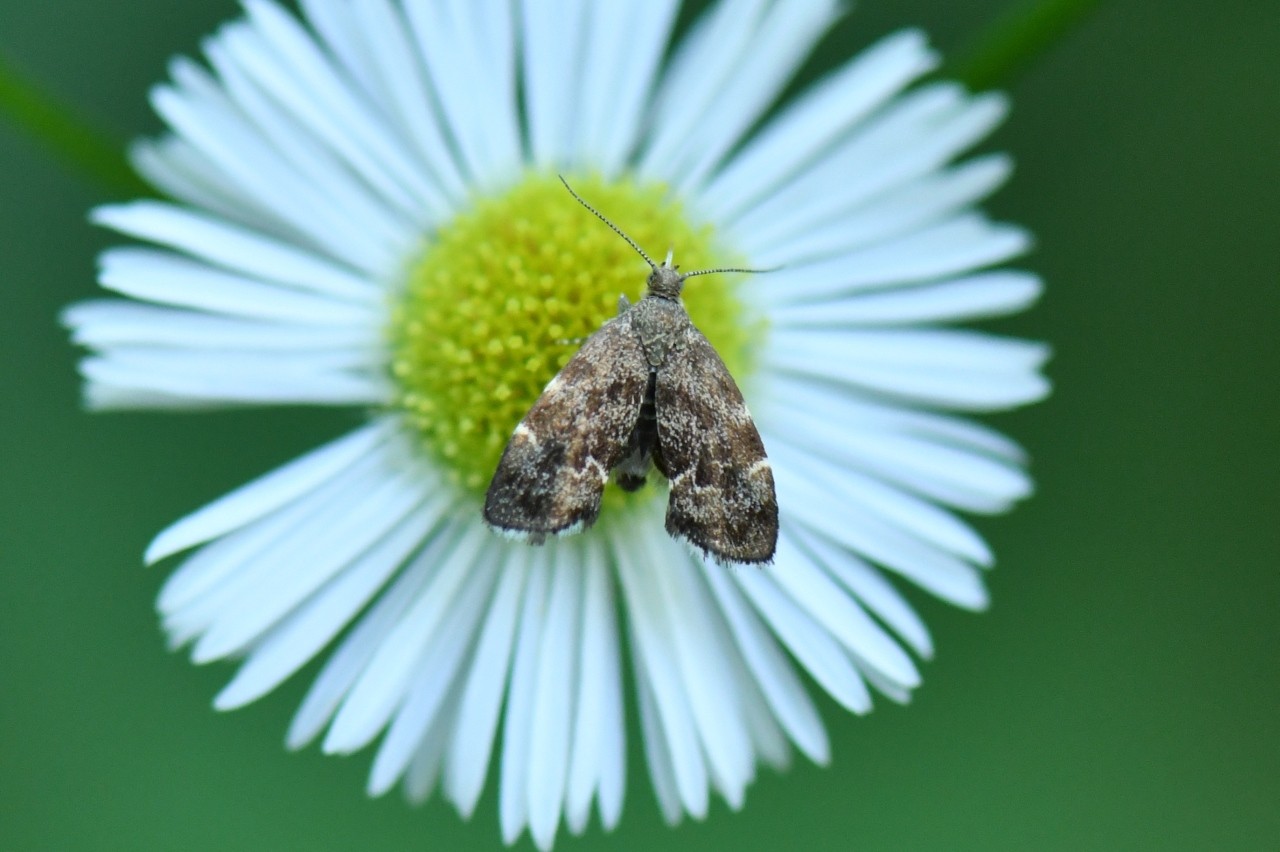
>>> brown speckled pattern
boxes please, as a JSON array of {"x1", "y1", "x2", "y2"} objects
[
  {"x1": 655, "y1": 320, "x2": 777, "y2": 564},
  {"x1": 484, "y1": 262, "x2": 778, "y2": 564},
  {"x1": 483, "y1": 310, "x2": 648, "y2": 538}
]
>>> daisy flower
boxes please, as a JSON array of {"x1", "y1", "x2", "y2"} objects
[{"x1": 64, "y1": 0, "x2": 1049, "y2": 848}]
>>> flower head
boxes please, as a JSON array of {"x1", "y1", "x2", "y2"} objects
[{"x1": 65, "y1": 0, "x2": 1048, "y2": 848}]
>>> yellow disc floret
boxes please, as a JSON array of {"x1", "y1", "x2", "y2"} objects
[{"x1": 388, "y1": 173, "x2": 762, "y2": 498}]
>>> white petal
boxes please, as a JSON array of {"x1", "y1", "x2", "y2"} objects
[
  {"x1": 191, "y1": 469, "x2": 430, "y2": 663},
  {"x1": 644, "y1": 533, "x2": 754, "y2": 809},
  {"x1": 213, "y1": 495, "x2": 446, "y2": 709},
  {"x1": 205, "y1": 34, "x2": 426, "y2": 254},
  {"x1": 367, "y1": 553, "x2": 499, "y2": 796},
  {"x1": 95, "y1": 247, "x2": 380, "y2": 324},
  {"x1": 79, "y1": 385, "x2": 195, "y2": 410},
  {"x1": 407, "y1": 711, "x2": 458, "y2": 803},
  {"x1": 613, "y1": 522, "x2": 709, "y2": 819},
  {"x1": 761, "y1": 375, "x2": 1029, "y2": 464},
  {"x1": 143, "y1": 57, "x2": 285, "y2": 235},
  {"x1": 574, "y1": 0, "x2": 680, "y2": 174},
  {"x1": 323, "y1": 524, "x2": 490, "y2": 754},
  {"x1": 752, "y1": 154, "x2": 1014, "y2": 266},
  {"x1": 640, "y1": 0, "x2": 772, "y2": 179},
  {"x1": 749, "y1": 214, "x2": 1032, "y2": 307},
  {"x1": 161, "y1": 445, "x2": 393, "y2": 644},
  {"x1": 769, "y1": 440, "x2": 994, "y2": 567},
  {"x1": 771, "y1": 533, "x2": 920, "y2": 689},
  {"x1": 860, "y1": 665, "x2": 914, "y2": 706},
  {"x1": 401, "y1": 698, "x2": 454, "y2": 804},
  {"x1": 763, "y1": 328, "x2": 1050, "y2": 411},
  {"x1": 499, "y1": 551, "x2": 552, "y2": 845},
  {"x1": 295, "y1": 1, "x2": 376, "y2": 94},
  {"x1": 635, "y1": 654, "x2": 683, "y2": 825},
  {"x1": 442, "y1": 0, "x2": 524, "y2": 181},
  {"x1": 285, "y1": 525, "x2": 454, "y2": 749},
  {"x1": 565, "y1": 541, "x2": 625, "y2": 833},
  {"x1": 147, "y1": 419, "x2": 393, "y2": 565},
  {"x1": 594, "y1": 560, "x2": 627, "y2": 830},
  {"x1": 79, "y1": 349, "x2": 386, "y2": 407},
  {"x1": 658, "y1": 0, "x2": 841, "y2": 194},
  {"x1": 768, "y1": 326, "x2": 1048, "y2": 377},
  {"x1": 92, "y1": 202, "x2": 374, "y2": 300},
  {"x1": 699, "y1": 29, "x2": 937, "y2": 221},
  {"x1": 443, "y1": 549, "x2": 528, "y2": 818},
  {"x1": 520, "y1": 0, "x2": 590, "y2": 168},
  {"x1": 756, "y1": 387, "x2": 1032, "y2": 513},
  {"x1": 734, "y1": 565, "x2": 872, "y2": 713},
  {"x1": 339, "y1": 0, "x2": 471, "y2": 203},
  {"x1": 729, "y1": 85, "x2": 1008, "y2": 245},
  {"x1": 526, "y1": 557, "x2": 582, "y2": 850},
  {"x1": 701, "y1": 562, "x2": 830, "y2": 764},
  {"x1": 790, "y1": 527, "x2": 934, "y2": 659},
  {"x1": 66, "y1": 303, "x2": 376, "y2": 353},
  {"x1": 404, "y1": 0, "x2": 522, "y2": 187},
  {"x1": 738, "y1": 676, "x2": 791, "y2": 773},
  {"x1": 773, "y1": 465, "x2": 990, "y2": 610},
  {"x1": 770, "y1": 269, "x2": 1042, "y2": 327},
  {"x1": 235, "y1": 0, "x2": 440, "y2": 215},
  {"x1": 151, "y1": 64, "x2": 409, "y2": 274},
  {"x1": 130, "y1": 135, "x2": 281, "y2": 235}
]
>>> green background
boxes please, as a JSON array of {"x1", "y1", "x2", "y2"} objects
[{"x1": 2, "y1": 1, "x2": 1275, "y2": 849}]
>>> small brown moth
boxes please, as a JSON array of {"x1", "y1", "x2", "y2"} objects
[{"x1": 483, "y1": 178, "x2": 778, "y2": 564}]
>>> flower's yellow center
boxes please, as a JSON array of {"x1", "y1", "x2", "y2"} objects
[{"x1": 388, "y1": 173, "x2": 762, "y2": 503}]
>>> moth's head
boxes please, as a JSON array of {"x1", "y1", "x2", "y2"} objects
[
  {"x1": 556, "y1": 175, "x2": 774, "y2": 301},
  {"x1": 646, "y1": 248, "x2": 686, "y2": 299}
]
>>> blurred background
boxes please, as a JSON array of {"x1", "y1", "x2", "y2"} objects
[{"x1": 1, "y1": 1, "x2": 1275, "y2": 849}]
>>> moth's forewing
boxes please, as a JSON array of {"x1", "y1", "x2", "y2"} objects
[
  {"x1": 655, "y1": 322, "x2": 778, "y2": 563},
  {"x1": 484, "y1": 312, "x2": 649, "y2": 539}
]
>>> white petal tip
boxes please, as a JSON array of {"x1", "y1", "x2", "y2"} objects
[
  {"x1": 450, "y1": 797, "x2": 479, "y2": 822},
  {"x1": 190, "y1": 634, "x2": 236, "y2": 666},
  {"x1": 961, "y1": 588, "x2": 992, "y2": 612},
  {"x1": 144, "y1": 532, "x2": 186, "y2": 566},
  {"x1": 599, "y1": 800, "x2": 622, "y2": 831},
  {"x1": 88, "y1": 202, "x2": 138, "y2": 228},
  {"x1": 320, "y1": 739, "x2": 349, "y2": 757},
  {"x1": 283, "y1": 730, "x2": 312, "y2": 752},
  {"x1": 213, "y1": 675, "x2": 268, "y2": 712},
  {"x1": 366, "y1": 777, "x2": 394, "y2": 798},
  {"x1": 212, "y1": 691, "x2": 247, "y2": 713}
]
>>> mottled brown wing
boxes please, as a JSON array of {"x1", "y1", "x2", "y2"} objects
[
  {"x1": 484, "y1": 311, "x2": 648, "y2": 539},
  {"x1": 655, "y1": 322, "x2": 778, "y2": 564}
]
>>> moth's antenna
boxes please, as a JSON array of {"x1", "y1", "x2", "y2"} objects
[
  {"x1": 559, "y1": 175, "x2": 657, "y2": 269},
  {"x1": 683, "y1": 264, "x2": 780, "y2": 278},
  {"x1": 559, "y1": 175, "x2": 778, "y2": 279}
]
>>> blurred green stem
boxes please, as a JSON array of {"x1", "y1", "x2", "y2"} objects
[
  {"x1": 0, "y1": 54, "x2": 150, "y2": 197},
  {"x1": 947, "y1": 0, "x2": 1103, "y2": 90}
]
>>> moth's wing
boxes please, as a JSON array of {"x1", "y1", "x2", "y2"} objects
[
  {"x1": 655, "y1": 322, "x2": 778, "y2": 563},
  {"x1": 484, "y1": 312, "x2": 648, "y2": 539}
]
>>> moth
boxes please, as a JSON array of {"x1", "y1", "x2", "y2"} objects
[{"x1": 483, "y1": 178, "x2": 778, "y2": 564}]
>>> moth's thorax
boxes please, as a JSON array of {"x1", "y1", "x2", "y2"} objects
[
  {"x1": 645, "y1": 263, "x2": 687, "y2": 299},
  {"x1": 630, "y1": 291, "x2": 692, "y2": 369}
]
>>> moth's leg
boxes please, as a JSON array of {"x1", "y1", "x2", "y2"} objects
[{"x1": 617, "y1": 294, "x2": 632, "y2": 315}]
